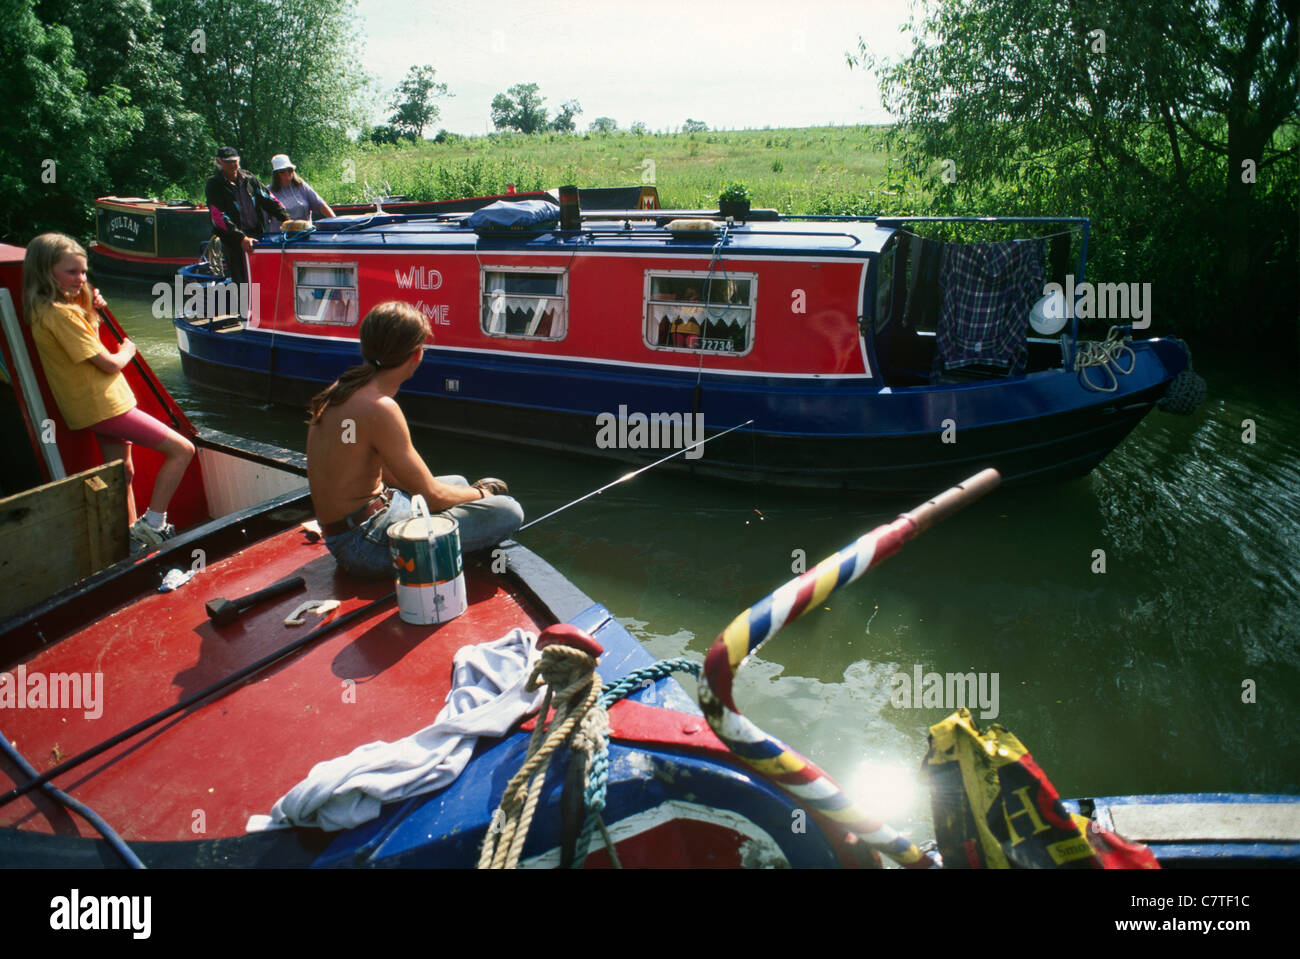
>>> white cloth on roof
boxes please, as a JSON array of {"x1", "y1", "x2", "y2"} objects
[{"x1": 246, "y1": 627, "x2": 543, "y2": 833}]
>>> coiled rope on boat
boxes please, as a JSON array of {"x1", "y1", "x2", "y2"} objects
[
  {"x1": 569, "y1": 657, "x2": 704, "y2": 869},
  {"x1": 1074, "y1": 325, "x2": 1136, "y2": 392},
  {"x1": 477, "y1": 646, "x2": 704, "y2": 869},
  {"x1": 478, "y1": 642, "x2": 603, "y2": 869}
]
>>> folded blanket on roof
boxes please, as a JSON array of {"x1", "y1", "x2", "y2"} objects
[
  {"x1": 246, "y1": 628, "x2": 544, "y2": 833},
  {"x1": 937, "y1": 240, "x2": 1044, "y2": 374},
  {"x1": 468, "y1": 199, "x2": 559, "y2": 232}
]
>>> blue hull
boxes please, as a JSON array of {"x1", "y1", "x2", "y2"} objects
[{"x1": 176, "y1": 317, "x2": 1189, "y2": 493}]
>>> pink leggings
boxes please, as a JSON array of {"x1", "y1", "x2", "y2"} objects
[{"x1": 89, "y1": 407, "x2": 174, "y2": 449}]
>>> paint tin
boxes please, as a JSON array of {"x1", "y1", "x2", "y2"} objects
[{"x1": 387, "y1": 495, "x2": 466, "y2": 625}]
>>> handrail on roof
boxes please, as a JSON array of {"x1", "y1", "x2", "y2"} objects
[
  {"x1": 872, "y1": 215, "x2": 1089, "y2": 227},
  {"x1": 285, "y1": 212, "x2": 1091, "y2": 255},
  {"x1": 299, "y1": 222, "x2": 867, "y2": 248}
]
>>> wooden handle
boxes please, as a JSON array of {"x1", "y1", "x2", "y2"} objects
[
  {"x1": 900, "y1": 468, "x2": 1001, "y2": 535},
  {"x1": 234, "y1": 575, "x2": 306, "y2": 611}
]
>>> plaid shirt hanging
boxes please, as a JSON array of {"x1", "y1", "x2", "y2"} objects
[{"x1": 937, "y1": 240, "x2": 1044, "y2": 374}]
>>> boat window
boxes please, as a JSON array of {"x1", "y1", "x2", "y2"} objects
[
  {"x1": 643, "y1": 272, "x2": 755, "y2": 355},
  {"x1": 294, "y1": 263, "x2": 358, "y2": 325},
  {"x1": 481, "y1": 269, "x2": 567, "y2": 340}
]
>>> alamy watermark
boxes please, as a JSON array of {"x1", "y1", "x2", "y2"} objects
[
  {"x1": 595, "y1": 405, "x2": 705, "y2": 460},
  {"x1": 890, "y1": 665, "x2": 999, "y2": 719},
  {"x1": 50, "y1": 889, "x2": 150, "y2": 939},
  {"x1": 1041, "y1": 274, "x2": 1151, "y2": 329},
  {"x1": 0, "y1": 667, "x2": 103, "y2": 719},
  {"x1": 152, "y1": 277, "x2": 256, "y2": 318}
]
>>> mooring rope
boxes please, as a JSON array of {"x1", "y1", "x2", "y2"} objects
[
  {"x1": 568, "y1": 657, "x2": 703, "y2": 869},
  {"x1": 477, "y1": 643, "x2": 602, "y2": 869},
  {"x1": 1074, "y1": 325, "x2": 1136, "y2": 393}
]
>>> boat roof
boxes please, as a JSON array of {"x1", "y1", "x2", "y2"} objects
[
  {"x1": 280, "y1": 212, "x2": 897, "y2": 259},
  {"x1": 0, "y1": 526, "x2": 553, "y2": 842}
]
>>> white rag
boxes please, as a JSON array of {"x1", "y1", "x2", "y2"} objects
[{"x1": 246, "y1": 627, "x2": 543, "y2": 832}]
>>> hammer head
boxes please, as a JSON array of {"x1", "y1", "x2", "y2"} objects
[{"x1": 205, "y1": 597, "x2": 240, "y2": 627}]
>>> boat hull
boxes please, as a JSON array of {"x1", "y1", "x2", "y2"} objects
[{"x1": 175, "y1": 317, "x2": 1185, "y2": 494}]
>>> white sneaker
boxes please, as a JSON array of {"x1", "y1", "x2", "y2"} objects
[{"x1": 130, "y1": 518, "x2": 177, "y2": 550}]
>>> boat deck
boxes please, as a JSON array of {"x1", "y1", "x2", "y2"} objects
[{"x1": 0, "y1": 525, "x2": 549, "y2": 841}]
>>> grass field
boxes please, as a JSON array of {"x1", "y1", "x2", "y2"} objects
[{"x1": 274, "y1": 125, "x2": 921, "y2": 214}]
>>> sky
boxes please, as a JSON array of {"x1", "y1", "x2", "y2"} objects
[{"x1": 354, "y1": 0, "x2": 915, "y2": 134}]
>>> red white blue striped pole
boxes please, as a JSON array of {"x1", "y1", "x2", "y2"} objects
[{"x1": 699, "y1": 469, "x2": 1001, "y2": 868}]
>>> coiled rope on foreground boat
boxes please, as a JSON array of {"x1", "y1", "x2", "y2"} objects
[
  {"x1": 569, "y1": 657, "x2": 703, "y2": 869},
  {"x1": 478, "y1": 641, "x2": 604, "y2": 869},
  {"x1": 477, "y1": 640, "x2": 703, "y2": 868},
  {"x1": 697, "y1": 469, "x2": 1002, "y2": 869}
]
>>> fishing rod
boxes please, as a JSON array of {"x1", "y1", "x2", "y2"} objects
[{"x1": 517, "y1": 418, "x2": 754, "y2": 532}]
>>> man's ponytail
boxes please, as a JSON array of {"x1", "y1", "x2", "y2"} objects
[{"x1": 307, "y1": 302, "x2": 431, "y2": 423}]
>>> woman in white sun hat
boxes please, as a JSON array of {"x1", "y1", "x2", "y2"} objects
[{"x1": 267, "y1": 154, "x2": 335, "y2": 230}]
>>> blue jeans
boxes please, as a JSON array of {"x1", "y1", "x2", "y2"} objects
[{"x1": 323, "y1": 476, "x2": 524, "y2": 579}]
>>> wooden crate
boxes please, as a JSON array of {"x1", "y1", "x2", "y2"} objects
[{"x1": 0, "y1": 461, "x2": 128, "y2": 619}]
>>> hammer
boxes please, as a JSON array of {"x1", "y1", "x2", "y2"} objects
[{"x1": 205, "y1": 576, "x2": 306, "y2": 627}]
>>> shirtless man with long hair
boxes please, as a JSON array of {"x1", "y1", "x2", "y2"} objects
[{"x1": 306, "y1": 301, "x2": 522, "y2": 577}]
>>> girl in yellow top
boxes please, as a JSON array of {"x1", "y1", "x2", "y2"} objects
[{"x1": 23, "y1": 233, "x2": 195, "y2": 550}]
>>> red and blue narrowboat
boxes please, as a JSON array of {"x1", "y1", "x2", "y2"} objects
[{"x1": 170, "y1": 198, "x2": 1205, "y2": 494}]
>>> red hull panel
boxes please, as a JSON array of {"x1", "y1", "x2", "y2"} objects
[{"x1": 248, "y1": 249, "x2": 868, "y2": 376}]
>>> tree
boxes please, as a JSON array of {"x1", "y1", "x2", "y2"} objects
[
  {"x1": 366, "y1": 124, "x2": 403, "y2": 146},
  {"x1": 0, "y1": 0, "x2": 139, "y2": 240},
  {"x1": 156, "y1": 0, "x2": 367, "y2": 171},
  {"x1": 854, "y1": 0, "x2": 1298, "y2": 348},
  {"x1": 682, "y1": 118, "x2": 708, "y2": 133},
  {"x1": 630, "y1": 121, "x2": 648, "y2": 135},
  {"x1": 491, "y1": 83, "x2": 548, "y2": 133},
  {"x1": 388, "y1": 65, "x2": 449, "y2": 141},
  {"x1": 550, "y1": 99, "x2": 582, "y2": 133},
  {"x1": 34, "y1": 0, "x2": 209, "y2": 200},
  {"x1": 588, "y1": 116, "x2": 618, "y2": 134}
]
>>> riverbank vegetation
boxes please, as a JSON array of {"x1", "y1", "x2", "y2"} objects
[{"x1": 2, "y1": 0, "x2": 1293, "y2": 357}]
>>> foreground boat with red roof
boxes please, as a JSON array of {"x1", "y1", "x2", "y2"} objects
[{"x1": 0, "y1": 239, "x2": 868, "y2": 867}]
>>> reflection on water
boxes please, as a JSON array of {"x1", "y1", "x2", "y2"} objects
[{"x1": 103, "y1": 277, "x2": 1300, "y2": 841}]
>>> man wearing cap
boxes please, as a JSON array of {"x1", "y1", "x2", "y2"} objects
[
  {"x1": 204, "y1": 146, "x2": 289, "y2": 287},
  {"x1": 267, "y1": 154, "x2": 335, "y2": 231}
]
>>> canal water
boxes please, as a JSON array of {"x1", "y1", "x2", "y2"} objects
[{"x1": 103, "y1": 277, "x2": 1300, "y2": 846}]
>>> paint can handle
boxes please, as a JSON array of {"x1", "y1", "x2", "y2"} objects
[{"x1": 409, "y1": 494, "x2": 436, "y2": 539}]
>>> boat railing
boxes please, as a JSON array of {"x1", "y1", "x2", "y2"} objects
[
  {"x1": 300, "y1": 210, "x2": 1086, "y2": 251},
  {"x1": 302, "y1": 213, "x2": 869, "y2": 249}
]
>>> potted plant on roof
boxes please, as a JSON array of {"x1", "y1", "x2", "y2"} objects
[{"x1": 718, "y1": 182, "x2": 752, "y2": 220}]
